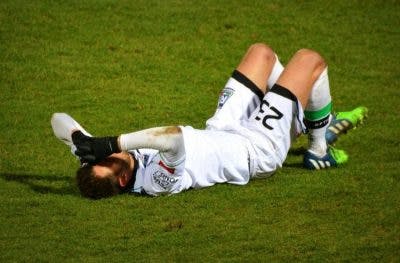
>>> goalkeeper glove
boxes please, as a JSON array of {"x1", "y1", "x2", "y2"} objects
[{"x1": 72, "y1": 131, "x2": 120, "y2": 164}]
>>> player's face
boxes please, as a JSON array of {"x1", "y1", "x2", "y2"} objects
[{"x1": 92, "y1": 152, "x2": 132, "y2": 187}]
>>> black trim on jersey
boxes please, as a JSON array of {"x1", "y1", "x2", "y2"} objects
[
  {"x1": 303, "y1": 114, "x2": 330, "y2": 129},
  {"x1": 232, "y1": 70, "x2": 264, "y2": 101},
  {"x1": 269, "y1": 84, "x2": 298, "y2": 102},
  {"x1": 121, "y1": 152, "x2": 138, "y2": 194}
]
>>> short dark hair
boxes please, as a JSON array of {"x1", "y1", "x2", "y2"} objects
[{"x1": 76, "y1": 165, "x2": 121, "y2": 199}]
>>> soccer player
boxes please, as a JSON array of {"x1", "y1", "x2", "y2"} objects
[{"x1": 51, "y1": 43, "x2": 367, "y2": 199}]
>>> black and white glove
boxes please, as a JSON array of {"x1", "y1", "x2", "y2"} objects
[{"x1": 72, "y1": 130, "x2": 121, "y2": 164}]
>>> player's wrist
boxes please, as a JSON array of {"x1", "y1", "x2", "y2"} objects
[
  {"x1": 107, "y1": 136, "x2": 121, "y2": 154},
  {"x1": 117, "y1": 136, "x2": 122, "y2": 152}
]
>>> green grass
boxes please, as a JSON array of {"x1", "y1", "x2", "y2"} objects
[{"x1": 1, "y1": 0, "x2": 399, "y2": 261}]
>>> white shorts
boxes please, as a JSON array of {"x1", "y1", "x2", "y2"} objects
[{"x1": 206, "y1": 70, "x2": 306, "y2": 177}]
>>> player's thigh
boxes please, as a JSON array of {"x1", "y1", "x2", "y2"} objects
[
  {"x1": 276, "y1": 49, "x2": 326, "y2": 107},
  {"x1": 236, "y1": 43, "x2": 276, "y2": 93}
]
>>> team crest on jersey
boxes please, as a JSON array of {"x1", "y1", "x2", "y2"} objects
[{"x1": 218, "y1": 87, "x2": 234, "y2": 109}]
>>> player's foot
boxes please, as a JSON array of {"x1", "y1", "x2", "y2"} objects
[
  {"x1": 326, "y1": 106, "x2": 368, "y2": 145},
  {"x1": 51, "y1": 113, "x2": 91, "y2": 149},
  {"x1": 303, "y1": 146, "x2": 348, "y2": 170}
]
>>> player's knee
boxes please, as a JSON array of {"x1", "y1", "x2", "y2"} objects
[
  {"x1": 248, "y1": 43, "x2": 276, "y2": 64},
  {"x1": 295, "y1": 48, "x2": 327, "y2": 76},
  {"x1": 295, "y1": 49, "x2": 326, "y2": 68}
]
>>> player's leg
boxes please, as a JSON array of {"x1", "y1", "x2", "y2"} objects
[
  {"x1": 273, "y1": 49, "x2": 348, "y2": 169},
  {"x1": 276, "y1": 49, "x2": 330, "y2": 152},
  {"x1": 242, "y1": 49, "x2": 323, "y2": 172},
  {"x1": 247, "y1": 49, "x2": 347, "y2": 173},
  {"x1": 206, "y1": 43, "x2": 284, "y2": 130},
  {"x1": 236, "y1": 45, "x2": 362, "y2": 148}
]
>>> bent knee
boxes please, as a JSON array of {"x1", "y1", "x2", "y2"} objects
[
  {"x1": 295, "y1": 48, "x2": 326, "y2": 71},
  {"x1": 248, "y1": 43, "x2": 276, "y2": 63}
]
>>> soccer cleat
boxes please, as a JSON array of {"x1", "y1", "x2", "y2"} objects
[
  {"x1": 51, "y1": 113, "x2": 92, "y2": 155},
  {"x1": 303, "y1": 146, "x2": 348, "y2": 170},
  {"x1": 326, "y1": 106, "x2": 368, "y2": 145}
]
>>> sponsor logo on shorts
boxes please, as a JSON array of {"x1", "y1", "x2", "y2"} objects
[{"x1": 218, "y1": 87, "x2": 234, "y2": 109}]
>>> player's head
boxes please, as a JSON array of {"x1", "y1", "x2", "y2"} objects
[{"x1": 76, "y1": 152, "x2": 134, "y2": 199}]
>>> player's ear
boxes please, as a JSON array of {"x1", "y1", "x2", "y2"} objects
[{"x1": 118, "y1": 173, "x2": 128, "y2": 187}]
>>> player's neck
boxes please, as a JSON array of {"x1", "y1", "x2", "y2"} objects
[
  {"x1": 125, "y1": 152, "x2": 138, "y2": 191},
  {"x1": 128, "y1": 152, "x2": 135, "y2": 173}
]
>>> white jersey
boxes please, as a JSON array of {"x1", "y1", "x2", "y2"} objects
[{"x1": 129, "y1": 127, "x2": 254, "y2": 196}]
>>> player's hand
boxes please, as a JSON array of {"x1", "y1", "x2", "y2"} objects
[{"x1": 72, "y1": 131, "x2": 121, "y2": 164}]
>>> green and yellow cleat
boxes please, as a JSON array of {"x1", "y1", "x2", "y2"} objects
[
  {"x1": 303, "y1": 146, "x2": 349, "y2": 170},
  {"x1": 326, "y1": 106, "x2": 368, "y2": 145}
]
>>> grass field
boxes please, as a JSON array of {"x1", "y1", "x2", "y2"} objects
[{"x1": 1, "y1": 0, "x2": 399, "y2": 261}]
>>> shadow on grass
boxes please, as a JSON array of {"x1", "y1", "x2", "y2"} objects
[
  {"x1": 0, "y1": 173, "x2": 78, "y2": 196},
  {"x1": 283, "y1": 162, "x2": 305, "y2": 169},
  {"x1": 288, "y1": 146, "x2": 307, "y2": 156},
  {"x1": 283, "y1": 146, "x2": 307, "y2": 168}
]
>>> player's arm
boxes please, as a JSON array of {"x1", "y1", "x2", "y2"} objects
[{"x1": 72, "y1": 126, "x2": 185, "y2": 164}]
